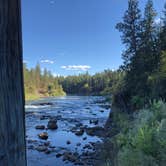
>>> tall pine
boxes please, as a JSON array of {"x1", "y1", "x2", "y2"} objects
[
  {"x1": 161, "y1": 3, "x2": 166, "y2": 51},
  {"x1": 140, "y1": 0, "x2": 158, "y2": 73},
  {"x1": 116, "y1": 0, "x2": 141, "y2": 71}
]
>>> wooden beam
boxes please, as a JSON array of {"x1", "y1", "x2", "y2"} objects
[{"x1": 0, "y1": 0, "x2": 26, "y2": 165}]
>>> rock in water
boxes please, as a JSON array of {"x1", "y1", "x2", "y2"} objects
[
  {"x1": 76, "y1": 143, "x2": 81, "y2": 146},
  {"x1": 36, "y1": 145, "x2": 48, "y2": 152},
  {"x1": 63, "y1": 152, "x2": 77, "y2": 162},
  {"x1": 75, "y1": 129, "x2": 84, "y2": 136},
  {"x1": 56, "y1": 153, "x2": 62, "y2": 158},
  {"x1": 38, "y1": 132, "x2": 48, "y2": 140},
  {"x1": 45, "y1": 149, "x2": 51, "y2": 154},
  {"x1": 66, "y1": 140, "x2": 71, "y2": 145},
  {"x1": 47, "y1": 119, "x2": 58, "y2": 130},
  {"x1": 86, "y1": 127, "x2": 105, "y2": 137},
  {"x1": 89, "y1": 119, "x2": 98, "y2": 125},
  {"x1": 83, "y1": 137, "x2": 87, "y2": 140},
  {"x1": 32, "y1": 102, "x2": 53, "y2": 106},
  {"x1": 35, "y1": 125, "x2": 45, "y2": 130}
]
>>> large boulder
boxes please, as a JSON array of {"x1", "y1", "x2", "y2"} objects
[{"x1": 47, "y1": 119, "x2": 58, "y2": 130}]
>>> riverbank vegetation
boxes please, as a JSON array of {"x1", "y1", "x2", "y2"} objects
[
  {"x1": 23, "y1": 63, "x2": 65, "y2": 100},
  {"x1": 102, "y1": 0, "x2": 166, "y2": 165},
  {"x1": 104, "y1": 101, "x2": 166, "y2": 166}
]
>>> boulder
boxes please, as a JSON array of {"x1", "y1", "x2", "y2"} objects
[
  {"x1": 86, "y1": 127, "x2": 105, "y2": 137},
  {"x1": 76, "y1": 143, "x2": 81, "y2": 146},
  {"x1": 100, "y1": 110, "x2": 104, "y2": 113},
  {"x1": 49, "y1": 145, "x2": 55, "y2": 149},
  {"x1": 63, "y1": 152, "x2": 77, "y2": 162},
  {"x1": 47, "y1": 119, "x2": 58, "y2": 130},
  {"x1": 75, "y1": 122, "x2": 83, "y2": 128},
  {"x1": 66, "y1": 140, "x2": 71, "y2": 145},
  {"x1": 35, "y1": 125, "x2": 45, "y2": 130},
  {"x1": 45, "y1": 149, "x2": 51, "y2": 154},
  {"x1": 38, "y1": 132, "x2": 48, "y2": 140},
  {"x1": 75, "y1": 129, "x2": 84, "y2": 136},
  {"x1": 56, "y1": 153, "x2": 62, "y2": 158},
  {"x1": 40, "y1": 115, "x2": 50, "y2": 120},
  {"x1": 83, "y1": 144, "x2": 92, "y2": 150},
  {"x1": 83, "y1": 137, "x2": 87, "y2": 140},
  {"x1": 44, "y1": 141, "x2": 50, "y2": 146},
  {"x1": 89, "y1": 119, "x2": 98, "y2": 125},
  {"x1": 32, "y1": 102, "x2": 53, "y2": 106},
  {"x1": 36, "y1": 145, "x2": 48, "y2": 152},
  {"x1": 27, "y1": 139, "x2": 37, "y2": 144}
]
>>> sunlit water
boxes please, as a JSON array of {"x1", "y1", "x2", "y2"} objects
[{"x1": 26, "y1": 96, "x2": 110, "y2": 166}]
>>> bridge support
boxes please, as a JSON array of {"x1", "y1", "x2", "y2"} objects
[{"x1": 0, "y1": 0, "x2": 26, "y2": 165}]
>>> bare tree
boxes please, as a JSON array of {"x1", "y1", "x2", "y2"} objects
[{"x1": 0, "y1": 0, "x2": 26, "y2": 165}]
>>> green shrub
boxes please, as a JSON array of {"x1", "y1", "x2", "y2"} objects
[
  {"x1": 104, "y1": 100, "x2": 166, "y2": 166},
  {"x1": 118, "y1": 148, "x2": 158, "y2": 166},
  {"x1": 131, "y1": 96, "x2": 145, "y2": 109}
]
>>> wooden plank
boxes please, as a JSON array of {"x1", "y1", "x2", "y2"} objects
[{"x1": 0, "y1": 0, "x2": 26, "y2": 165}]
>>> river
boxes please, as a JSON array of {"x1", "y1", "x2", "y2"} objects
[{"x1": 25, "y1": 96, "x2": 110, "y2": 166}]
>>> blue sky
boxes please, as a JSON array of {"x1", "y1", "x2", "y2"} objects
[{"x1": 22, "y1": 0, "x2": 165, "y2": 76}]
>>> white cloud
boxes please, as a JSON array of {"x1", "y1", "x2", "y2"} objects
[
  {"x1": 52, "y1": 73, "x2": 60, "y2": 77},
  {"x1": 50, "y1": 0, "x2": 55, "y2": 5},
  {"x1": 40, "y1": 59, "x2": 55, "y2": 64},
  {"x1": 154, "y1": 18, "x2": 162, "y2": 25},
  {"x1": 61, "y1": 65, "x2": 91, "y2": 71},
  {"x1": 23, "y1": 60, "x2": 28, "y2": 64}
]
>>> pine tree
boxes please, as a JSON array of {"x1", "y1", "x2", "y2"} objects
[
  {"x1": 163, "y1": 3, "x2": 166, "y2": 26},
  {"x1": 140, "y1": 0, "x2": 160, "y2": 74},
  {"x1": 35, "y1": 63, "x2": 41, "y2": 89},
  {"x1": 161, "y1": 3, "x2": 166, "y2": 51},
  {"x1": 128, "y1": 0, "x2": 158, "y2": 98},
  {"x1": 116, "y1": 0, "x2": 141, "y2": 70}
]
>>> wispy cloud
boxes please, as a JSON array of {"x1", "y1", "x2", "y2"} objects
[
  {"x1": 40, "y1": 59, "x2": 55, "y2": 64},
  {"x1": 154, "y1": 18, "x2": 162, "y2": 25},
  {"x1": 23, "y1": 60, "x2": 28, "y2": 64},
  {"x1": 50, "y1": 0, "x2": 56, "y2": 5},
  {"x1": 61, "y1": 65, "x2": 91, "y2": 71},
  {"x1": 52, "y1": 73, "x2": 60, "y2": 77}
]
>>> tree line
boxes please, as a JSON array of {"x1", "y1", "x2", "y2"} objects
[
  {"x1": 23, "y1": 63, "x2": 123, "y2": 100},
  {"x1": 23, "y1": 63, "x2": 65, "y2": 100},
  {"x1": 58, "y1": 70, "x2": 124, "y2": 96}
]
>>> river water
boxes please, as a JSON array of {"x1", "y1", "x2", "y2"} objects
[{"x1": 25, "y1": 96, "x2": 110, "y2": 166}]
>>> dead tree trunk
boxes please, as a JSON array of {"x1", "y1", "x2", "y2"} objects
[{"x1": 0, "y1": 0, "x2": 26, "y2": 165}]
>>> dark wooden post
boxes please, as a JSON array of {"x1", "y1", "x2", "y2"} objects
[{"x1": 0, "y1": 0, "x2": 26, "y2": 165}]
